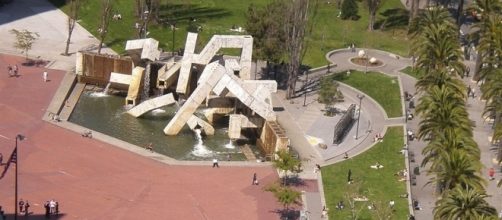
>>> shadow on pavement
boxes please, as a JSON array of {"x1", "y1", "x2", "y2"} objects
[{"x1": 2, "y1": 213, "x2": 67, "y2": 220}]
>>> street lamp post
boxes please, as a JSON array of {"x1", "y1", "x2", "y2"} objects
[
  {"x1": 303, "y1": 88, "x2": 312, "y2": 107},
  {"x1": 171, "y1": 22, "x2": 176, "y2": 53},
  {"x1": 142, "y1": 10, "x2": 150, "y2": 38},
  {"x1": 355, "y1": 95, "x2": 365, "y2": 140},
  {"x1": 14, "y1": 134, "x2": 25, "y2": 220},
  {"x1": 303, "y1": 71, "x2": 310, "y2": 107},
  {"x1": 365, "y1": 53, "x2": 369, "y2": 74}
]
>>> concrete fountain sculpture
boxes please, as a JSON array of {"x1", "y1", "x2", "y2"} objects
[{"x1": 74, "y1": 33, "x2": 288, "y2": 159}]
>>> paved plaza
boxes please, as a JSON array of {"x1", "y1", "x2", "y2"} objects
[{"x1": 0, "y1": 0, "x2": 501, "y2": 219}]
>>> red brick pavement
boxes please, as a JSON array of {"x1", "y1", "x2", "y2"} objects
[{"x1": 0, "y1": 54, "x2": 298, "y2": 220}]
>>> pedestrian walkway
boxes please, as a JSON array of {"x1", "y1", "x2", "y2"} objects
[{"x1": 0, "y1": 0, "x2": 115, "y2": 71}]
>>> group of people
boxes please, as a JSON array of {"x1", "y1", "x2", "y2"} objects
[
  {"x1": 7, "y1": 64, "x2": 19, "y2": 77},
  {"x1": 44, "y1": 199, "x2": 59, "y2": 218},
  {"x1": 407, "y1": 129, "x2": 416, "y2": 141},
  {"x1": 373, "y1": 133, "x2": 383, "y2": 142},
  {"x1": 17, "y1": 199, "x2": 59, "y2": 217}
]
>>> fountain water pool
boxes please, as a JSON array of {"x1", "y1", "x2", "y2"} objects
[{"x1": 69, "y1": 88, "x2": 256, "y2": 161}]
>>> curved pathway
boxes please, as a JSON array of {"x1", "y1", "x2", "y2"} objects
[{"x1": 278, "y1": 47, "x2": 501, "y2": 220}]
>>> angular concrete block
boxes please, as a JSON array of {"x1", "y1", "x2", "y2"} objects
[{"x1": 127, "y1": 93, "x2": 176, "y2": 117}]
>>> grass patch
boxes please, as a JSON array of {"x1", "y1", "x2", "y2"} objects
[
  {"x1": 400, "y1": 66, "x2": 423, "y2": 78},
  {"x1": 322, "y1": 126, "x2": 408, "y2": 220},
  {"x1": 329, "y1": 70, "x2": 403, "y2": 117},
  {"x1": 49, "y1": 0, "x2": 410, "y2": 67}
]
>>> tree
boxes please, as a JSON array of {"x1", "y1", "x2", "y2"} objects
[
  {"x1": 367, "y1": 0, "x2": 385, "y2": 31},
  {"x1": 9, "y1": 29, "x2": 39, "y2": 60},
  {"x1": 434, "y1": 186, "x2": 497, "y2": 219},
  {"x1": 97, "y1": 0, "x2": 114, "y2": 54},
  {"x1": 427, "y1": 149, "x2": 485, "y2": 192},
  {"x1": 265, "y1": 184, "x2": 302, "y2": 215},
  {"x1": 371, "y1": 200, "x2": 394, "y2": 220},
  {"x1": 341, "y1": 0, "x2": 358, "y2": 20},
  {"x1": 245, "y1": 2, "x2": 286, "y2": 64},
  {"x1": 415, "y1": 86, "x2": 471, "y2": 140},
  {"x1": 64, "y1": 0, "x2": 82, "y2": 56},
  {"x1": 343, "y1": 180, "x2": 367, "y2": 220},
  {"x1": 284, "y1": 0, "x2": 319, "y2": 99},
  {"x1": 135, "y1": 0, "x2": 157, "y2": 38},
  {"x1": 421, "y1": 132, "x2": 480, "y2": 172},
  {"x1": 273, "y1": 148, "x2": 302, "y2": 186},
  {"x1": 318, "y1": 77, "x2": 343, "y2": 109}
]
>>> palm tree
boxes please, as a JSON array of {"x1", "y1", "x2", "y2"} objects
[
  {"x1": 422, "y1": 132, "x2": 480, "y2": 171},
  {"x1": 473, "y1": 13, "x2": 502, "y2": 81},
  {"x1": 427, "y1": 149, "x2": 485, "y2": 192},
  {"x1": 434, "y1": 186, "x2": 497, "y2": 219},
  {"x1": 416, "y1": 86, "x2": 472, "y2": 140},
  {"x1": 409, "y1": 7, "x2": 456, "y2": 37},
  {"x1": 415, "y1": 70, "x2": 466, "y2": 97}
]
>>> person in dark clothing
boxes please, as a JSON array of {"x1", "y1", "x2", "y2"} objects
[
  {"x1": 252, "y1": 173, "x2": 258, "y2": 185},
  {"x1": 55, "y1": 201, "x2": 59, "y2": 215},
  {"x1": 24, "y1": 201, "x2": 30, "y2": 216},
  {"x1": 44, "y1": 202, "x2": 50, "y2": 218},
  {"x1": 18, "y1": 199, "x2": 24, "y2": 213},
  {"x1": 347, "y1": 169, "x2": 352, "y2": 183}
]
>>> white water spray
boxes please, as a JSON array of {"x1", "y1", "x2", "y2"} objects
[
  {"x1": 90, "y1": 83, "x2": 111, "y2": 97},
  {"x1": 192, "y1": 129, "x2": 213, "y2": 157},
  {"x1": 224, "y1": 140, "x2": 235, "y2": 149}
]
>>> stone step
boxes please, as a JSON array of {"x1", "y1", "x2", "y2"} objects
[
  {"x1": 240, "y1": 144, "x2": 257, "y2": 161},
  {"x1": 59, "y1": 82, "x2": 85, "y2": 121}
]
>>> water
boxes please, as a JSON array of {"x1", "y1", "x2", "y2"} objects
[
  {"x1": 89, "y1": 83, "x2": 111, "y2": 97},
  {"x1": 192, "y1": 129, "x2": 213, "y2": 157},
  {"x1": 224, "y1": 140, "x2": 235, "y2": 149},
  {"x1": 141, "y1": 63, "x2": 151, "y2": 101},
  {"x1": 103, "y1": 82, "x2": 111, "y2": 94},
  {"x1": 69, "y1": 88, "x2": 256, "y2": 160}
]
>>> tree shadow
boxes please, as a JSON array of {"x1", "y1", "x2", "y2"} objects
[
  {"x1": 375, "y1": 8, "x2": 409, "y2": 30},
  {"x1": 284, "y1": 176, "x2": 307, "y2": 187},
  {"x1": 2, "y1": 213, "x2": 67, "y2": 219},
  {"x1": 156, "y1": 3, "x2": 232, "y2": 25},
  {"x1": 271, "y1": 208, "x2": 300, "y2": 220},
  {"x1": 21, "y1": 58, "x2": 50, "y2": 67}
]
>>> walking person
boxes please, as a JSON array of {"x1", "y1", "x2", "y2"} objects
[
  {"x1": 7, "y1": 65, "x2": 13, "y2": 77},
  {"x1": 55, "y1": 201, "x2": 59, "y2": 215},
  {"x1": 18, "y1": 199, "x2": 25, "y2": 213},
  {"x1": 49, "y1": 199, "x2": 56, "y2": 214},
  {"x1": 488, "y1": 168, "x2": 495, "y2": 180},
  {"x1": 13, "y1": 64, "x2": 19, "y2": 77},
  {"x1": 44, "y1": 201, "x2": 50, "y2": 218},
  {"x1": 43, "y1": 71, "x2": 48, "y2": 82},
  {"x1": 347, "y1": 169, "x2": 352, "y2": 183},
  {"x1": 0, "y1": 153, "x2": 3, "y2": 165},
  {"x1": 252, "y1": 173, "x2": 258, "y2": 185},
  {"x1": 24, "y1": 201, "x2": 30, "y2": 216},
  {"x1": 212, "y1": 158, "x2": 219, "y2": 168}
]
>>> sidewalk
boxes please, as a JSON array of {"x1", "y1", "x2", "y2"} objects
[{"x1": 0, "y1": 0, "x2": 115, "y2": 71}]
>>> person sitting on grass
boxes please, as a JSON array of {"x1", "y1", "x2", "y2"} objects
[{"x1": 370, "y1": 162, "x2": 384, "y2": 169}]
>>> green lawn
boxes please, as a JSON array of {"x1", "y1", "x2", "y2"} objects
[
  {"x1": 322, "y1": 126, "x2": 408, "y2": 220},
  {"x1": 329, "y1": 70, "x2": 403, "y2": 117},
  {"x1": 400, "y1": 66, "x2": 423, "y2": 78},
  {"x1": 49, "y1": 0, "x2": 410, "y2": 67}
]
